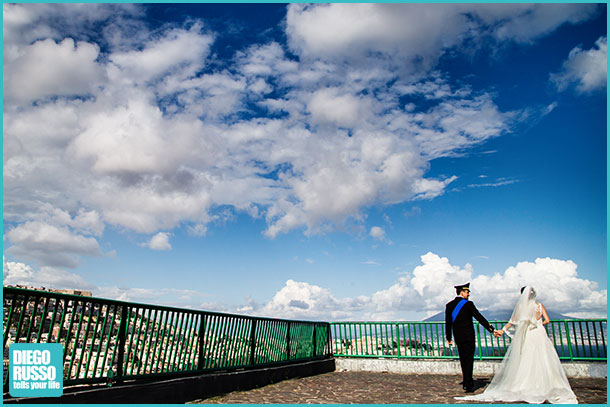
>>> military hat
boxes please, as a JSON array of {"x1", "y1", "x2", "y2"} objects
[{"x1": 454, "y1": 282, "x2": 470, "y2": 293}]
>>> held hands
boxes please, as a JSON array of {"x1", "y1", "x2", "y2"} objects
[{"x1": 449, "y1": 329, "x2": 504, "y2": 345}]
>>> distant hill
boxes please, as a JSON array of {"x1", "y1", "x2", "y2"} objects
[{"x1": 424, "y1": 308, "x2": 569, "y2": 322}]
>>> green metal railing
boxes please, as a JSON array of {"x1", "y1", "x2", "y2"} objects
[
  {"x1": 2, "y1": 287, "x2": 332, "y2": 388},
  {"x1": 330, "y1": 320, "x2": 607, "y2": 362},
  {"x1": 4, "y1": 285, "x2": 604, "y2": 391}
]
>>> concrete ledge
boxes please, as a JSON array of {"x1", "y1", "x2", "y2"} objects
[
  {"x1": 335, "y1": 357, "x2": 607, "y2": 379},
  {"x1": 3, "y1": 358, "x2": 336, "y2": 404}
]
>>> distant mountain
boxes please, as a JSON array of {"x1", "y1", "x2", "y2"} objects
[{"x1": 424, "y1": 308, "x2": 569, "y2": 322}]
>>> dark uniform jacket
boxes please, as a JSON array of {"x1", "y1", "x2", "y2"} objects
[{"x1": 445, "y1": 297, "x2": 494, "y2": 343}]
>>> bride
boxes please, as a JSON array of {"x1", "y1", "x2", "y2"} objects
[{"x1": 456, "y1": 286, "x2": 578, "y2": 404}]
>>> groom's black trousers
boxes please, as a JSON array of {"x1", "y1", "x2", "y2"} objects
[{"x1": 456, "y1": 341, "x2": 475, "y2": 388}]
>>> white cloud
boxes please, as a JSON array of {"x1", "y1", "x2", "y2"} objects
[
  {"x1": 187, "y1": 223, "x2": 208, "y2": 237},
  {"x1": 369, "y1": 226, "x2": 386, "y2": 241},
  {"x1": 145, "y1": 232, "x2": 172, "y2": 251},
  {"x1": 471, "y1": 257, "x2": 608, "y2": 317},
  {"x1": 87, "y1": 183, "x2": 213, "y2": 234},
  {"x1": 236, "y1": 42, "x2": 298, "y2": 78},
  {"x1": 250, "y1": 253, "x2": 606, "y2": 320},
  {"x1": 467, "y1": 177, "x2": 518, "y2": 189},
  {"x1": 412, "y1": 176, "x2": 459, "y2": 200},
  {"x1": 285, "y1": 4, "x2": 599, "y2": 70},
  {"x1": 481, "y1": 4, "x2": 600, "y2": 43},
  {"x1": 286, "y1": 4, "x2": 467, "y2": 72},
  {"x1": 551, "y1": 36, "x2": 607, "y2": 93},
  {"x1": 2, "y1": 3, "x2": 602, "y2": 269},
  {"x1": 255, "y1": 279, "x2": 370, "y2": 320},
  {"x1": 5, "y1": 252, "x2": 604, "y2": 321},
  {"x1": 68, "y1": 95, "x2": 201, "y2": 175},
  {"x1": 174, "y1": 72, "x2": 247, "y2": 120},
  {"x1": 95, "y1": 285, "x2": 212, "y2": 310},
  {"x1": 4, "y1": 38, "x2": 105, "y2": 104},
  {"x1": 5, "y1": 221, "x2": 103, "y2": 268},
  {"x1": 3, "y1": 257, "x2": 93, "y2": 289},
  {"x1": 71, "y1": 209, "x2": 105, "y2": 236},
  {"x1": 1, "y1": 3, "x2": 518, "y2": 247},
  {"x1": 2, "y1": 3, "x2": 139, "y2": 44},
  {"x1": 409, "y1": 95, "x2": 513, "y2": 159},
  {"x1": 110, "y1": 24, "x2": 213, "y2": 85},
  {"x1": 3, "y1": 254, "x2": 214, "y2": 310},
  {"x1": 371, "y1": 252, "x2": 473, "y2": 315},
  {"x1": 307, "y1": 88, "x2": 372, "y2": 127}
]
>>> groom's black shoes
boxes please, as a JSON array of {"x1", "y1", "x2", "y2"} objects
[{"x1": 463, "y1": 381, "x2": 475, "y2": 392}]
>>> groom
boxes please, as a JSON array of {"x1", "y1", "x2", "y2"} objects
[{"x1": 445, "y1": 283, "x2": 497, "y2": 392}]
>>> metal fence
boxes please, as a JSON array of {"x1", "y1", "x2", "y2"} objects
[
  {"x1": 330, "y1": 320, "x2": 607, "y2": 362},
  {"x1": 4, "y1": 286, "x2": 605, "y2": 391},
  {"x1": 2, "y1": 287, "x2": 332, "y2": 388}
]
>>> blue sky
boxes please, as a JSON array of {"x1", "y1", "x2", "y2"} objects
[{"x1": 2, "y1": 3, "x2": 607, "y2": 321}]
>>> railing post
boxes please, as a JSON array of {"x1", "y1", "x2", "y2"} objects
[
  {"x1": 197, "y1": 314, "x2": 206, "y2": 370},
  {"x1": 476, "y1": 323, "x2": 483, "y2": 360},
  {"x1": 3, "y1": 294, "x2": 16, "y2": 349},
  {"x1": 249, "y1": 319, "x2": 257, "y2": 366},
  {"x1": 564, "y1": 320, "x2": 574, "y2": 362},
  {"x1": 286, "y1": 322, "x2": 291, "y2": 360},
  {"x1": 395, "y1": 323, "x2": 401, "y2": 357},
  {"x1": 312, "y1": 325, "x2": 317, "y2": 357},
  {"x1": 116, "y1": 305, "x2": 129, "y2": 382}
]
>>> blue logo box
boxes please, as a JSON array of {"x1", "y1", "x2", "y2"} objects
[{"x1": 9, "y1": 343, "x2": 63, "y2": 398}]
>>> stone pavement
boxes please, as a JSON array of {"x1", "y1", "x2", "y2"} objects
[{"x1": 190, "y1": 371, "x2": 607, "y2": 404}]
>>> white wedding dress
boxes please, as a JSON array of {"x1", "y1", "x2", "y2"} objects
[{"x1": 456, "y1": 286, "x2": 578, "y2": 404}]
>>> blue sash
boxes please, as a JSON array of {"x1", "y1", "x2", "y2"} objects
[{"x1": 451, "y1": 299, "x2": 468, "y2": 322}]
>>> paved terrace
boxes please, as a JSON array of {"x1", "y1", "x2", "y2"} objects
[{"x1": 191, "y1": 371, "x2": 607, "y2": 404}]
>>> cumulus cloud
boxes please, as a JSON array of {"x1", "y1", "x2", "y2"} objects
[
  {"x1": 4, "y1": 38, "x2": 105, "y2": 104},
  {"x1": 5, "y1": 220, "x2": 103, "y2": 268},
  {"x1": 285, "y1": 4, "x2": 599, "y2": 70},
  {"x1": 368, "y1": 253, "x2": 606, "y2": 319},
  {"x1": 68, "y1": 95, "x2": 201, "y2": 176},
  {"x1": 144, "y1": 232, "x2": 172, "y2": 251},
  {"x1": 3, "y1": 257, "x2": 93, "y2": 289},
  {"x1": 2, "y1": 3, "x2": 139, "y2": 48},
  {"x1": 551, "y1": 36, "x2": 607, "y2": 93},
  {"x1": 371, "y1": 252, "x2": 473, "y2": 315},
  {"x1": 4, "y1": 252, "x2": 604, "y2": 320},
  {"x1": 257, "y1": 279, "x2": 370, "y2": 320},
  {"x1": 2, "y1": 3, "x2": 602, "y2": 269},
  {"x1": 248, "y1": 253, "x2": 606, "y2": 320},
  {"x1": 4, "y1": 205, "x2": 105, "y2": 268},
  {"x1": 471, "y1": 257, "x2": 608, "y2": 317},
  {"x1": 307, "y1": 87, "x2": 372, "y2": 127},
  {"x1": 109, "y1": 24, "x2": 213, "y2": 85}
]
